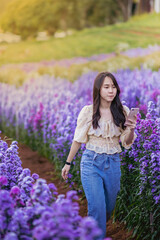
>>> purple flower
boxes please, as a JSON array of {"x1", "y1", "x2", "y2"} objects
[
  {"x1": 4, "y1": 232, "x2": 18, "y2": 240},
  {"x1": 32, "y1": 173, "x2": 39, "y2": 181},
  {"x1": 10, "y1": 186, "x2": 20, "y2": 197},
  {"x1": 0, "y1": 175, "x2": 8, "y2": 188}
]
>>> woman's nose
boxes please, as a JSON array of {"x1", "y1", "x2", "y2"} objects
[{"x1": 109, "y1": 88, "x2": 113, "y2": 92}]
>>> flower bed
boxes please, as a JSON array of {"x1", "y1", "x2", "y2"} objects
[
  {"x1": 0, "y1": 69, "x2": 159, "y2": 239},
  {"x1": 0, "y1": 136, "x2": 107, "y2": 240}
]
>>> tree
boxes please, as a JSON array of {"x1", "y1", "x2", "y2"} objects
[
  {"x1": 115, "y1": 0, "x2": 133, "y2": 21},
  {"x1": 0, "y1": 0, "x2": 127, "y2": 39},
  {"x1": 78, "y1": 0, "x2": 121, "y2": 27},
  {"x1": 0, "y1": 0, "x2": 64, "y2": 39}
]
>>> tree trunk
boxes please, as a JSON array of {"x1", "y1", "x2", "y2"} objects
[{"x1": 117, "y1": 0, "x2": 133, "y2": 21}]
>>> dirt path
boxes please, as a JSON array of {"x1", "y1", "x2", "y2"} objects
[
  {"x1": 119, "y1": 29, "x2": 160, "y2": 39},
  {"x1": 1, "y1": 133, "x2": 135, "y2": 240}
]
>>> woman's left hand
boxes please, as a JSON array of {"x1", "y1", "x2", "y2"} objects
[{"x1": 125, "y1": 115, "x2": 137, "y2": 129}]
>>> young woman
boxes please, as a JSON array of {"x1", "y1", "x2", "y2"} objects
[{"x1": 61, "y1": 71, "x2": 137, "y2": 239}]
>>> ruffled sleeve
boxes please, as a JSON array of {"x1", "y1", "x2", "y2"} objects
[
  {"x1": 73, "y1": 105, "x2": 92, "y2": 143},
  {"x1": 120, "y1": 105, "x2": 137, "y2": 149}
]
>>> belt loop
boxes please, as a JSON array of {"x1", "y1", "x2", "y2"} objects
[
  {"x1": 93, "y1": 152, "x2": 97, "y2": 161},
  {"x1": 104, "y1": 156, "x2": 110, "y2": 169}
]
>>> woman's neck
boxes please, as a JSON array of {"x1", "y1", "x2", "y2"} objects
[{"x1": 99, "y1": 99, "x2": 111, "y2": 109}]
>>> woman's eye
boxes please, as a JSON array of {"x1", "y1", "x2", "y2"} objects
[{"x1": 104, "y1": 86, "x2": 116, "y2": 89}]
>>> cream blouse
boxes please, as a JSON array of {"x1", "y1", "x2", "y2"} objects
[{"x1": 73, "y1": 104, "x2": 137, "y2": 154}]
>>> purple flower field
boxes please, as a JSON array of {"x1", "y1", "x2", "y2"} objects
[
  {"x1": 121, "y1": 44, "x2": 160, "y2": 58},
  {"x1": 0, "y1": 136, "x2": 106, "y2": 239},
  {"x1": 0, "y1": 67, "x2": 159, "y2": 239}
]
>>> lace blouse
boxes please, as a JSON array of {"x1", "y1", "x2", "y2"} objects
[{"x1": 73, "y1": 104, "x2": 137, "y2": 154}]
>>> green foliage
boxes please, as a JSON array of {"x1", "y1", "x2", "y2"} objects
[
  {"x1": 113, "y1": 155, "x2": 160, "y2": 240},
  {"x1": 79, "y1": 0, "x2": 121, "y2": 26},
  {"x1": 0, "y1": 0, "x2": 13, "y2": 15},
  {"x1": 0, "y1": 67, "x2": 26, "y2": 86},
  {"x1": 0, "y1": 0, "x2": 60, "y2": 39},
  {"x1": 0, "y1": 0, "x2": 85, "y2": 38},
  {"x1": 0, "y1": 0, "x2": 122, "y2": 39}
]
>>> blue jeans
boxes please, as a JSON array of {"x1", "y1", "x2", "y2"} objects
[{"x1": 80, "y1": 149, "x2": 121, "y2": 239}]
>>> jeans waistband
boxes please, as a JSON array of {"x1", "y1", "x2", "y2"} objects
[
  {"x1": 85, "y1": 148, "x2": 119, "y2": 157},
  {"x1": 82, "y1": 149, "x2": 121, "y2": 170}
]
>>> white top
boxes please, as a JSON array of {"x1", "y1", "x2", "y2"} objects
[{"x1": 73, "y1": 104, "x2": 137, "y2": 154}]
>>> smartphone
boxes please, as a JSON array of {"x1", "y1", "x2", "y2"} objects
[{"x1": 124, "y1": 108, "x2": 139, "y2": 125}]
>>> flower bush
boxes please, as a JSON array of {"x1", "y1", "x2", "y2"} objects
[
  {"x1": 115, "y1": 101, "x2": 160, "y2": 239},
  {"x1": 0, "y1": 136, "x2": 104, "y2": 240}
]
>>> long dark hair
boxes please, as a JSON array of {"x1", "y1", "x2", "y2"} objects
[{"x1": 92, "y1": 71, "x2": 126, "y2": 130}]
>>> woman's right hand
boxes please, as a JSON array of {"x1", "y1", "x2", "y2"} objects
[{"x1": 61, "y1": 164, "x2": 71, "y2": 180}]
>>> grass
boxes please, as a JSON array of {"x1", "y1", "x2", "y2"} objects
[{"x1": 0, "y1": 13, "x2": 160, "y2": 66}]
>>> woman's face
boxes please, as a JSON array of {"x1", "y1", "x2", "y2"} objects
[{"x1": 100, "y1": 76, "x2": 117, "y2": 102}]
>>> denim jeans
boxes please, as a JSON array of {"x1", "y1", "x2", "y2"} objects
[{"x1": 80, "y1": 148, "x2": 121, "y2": 239}]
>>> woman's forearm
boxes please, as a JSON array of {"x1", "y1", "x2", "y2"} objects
[
  {"x1": 125, "y1": 128, "x2": 135, "y2": 145},
  {"x1": 66, "y1": 140, "x2": 82, "y2": 163}
]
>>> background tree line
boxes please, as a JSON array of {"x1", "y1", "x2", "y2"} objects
[{"x1": 0, "y1": 0, "x2": 140, "y2": 39}]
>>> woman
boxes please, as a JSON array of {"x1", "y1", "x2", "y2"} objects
[{"x1": 61, "y1": 71, "x2": 137, "y2": 239}]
